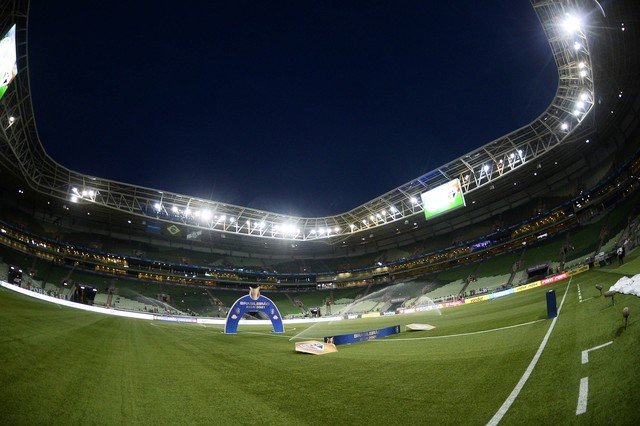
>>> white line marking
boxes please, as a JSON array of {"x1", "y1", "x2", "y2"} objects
[
  {"x1": 240, "y1": 331, "x2": 293, "y2": 339},
  {"x1": 581, "y1": 340, "x2": 613, "y2": 364},
  {"x1": 577, "y1": 283, "x2": 582, "y2": 302},
  {"x1": 576, "y1": 377, "x2": 589, "y2": 415},
  {"x1": 579, "y1": 296, "x2": 594, "y2": 303},
  {"x1": 486, "y1": 279, "x2": 571, "y2": 426},
  {"x1": 372, "y1": 319, "x2": 545, "y2": 342}
]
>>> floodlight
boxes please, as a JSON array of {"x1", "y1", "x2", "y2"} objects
[
  {"x1": 154, "y1": 202, "x2": 162, "y2": 212},
  {"x1": 334, "y1": 227, "x2": 340, "y2": 233},
  {"x1": 70, "y1": 195, "x2": 79, "y2": 203},
  {"x1": 577, "y1": 100, "x2": 585, "y2": 109},
  {"x1": 561, "y1": 14, "x2": 582, "y2": 35},
  {"x1": 310, "y1": 229, "x2": 316, "y2": 234},
  {"x1": 390, "y1": 206, "x2": 398, "y2": 213},
  {"x1": 171, "y1": 205, "x2": 179, "y2": 213},
  {"x1": 561, "y1": 122, "x2": 569, "y2": 130},
  {"x1": 578, "y1": 61, "x2": 586, "y2": 69},
  {"x1": 573, "y1": 41, "x2": 582, "y2": 50},
  {"x1": 580, "y1": 92, "x2": 589, "y2": 101},
  {"x1": 579, "y1": 69, "x2": 587, "y2": 77},
  {"x1": 410, "y1": 197, "x2": 418, "y2": 204},
  {"x1": 229, "y1": 217, "x2": 235, "y2": 223},
  {"x1": 201, "y1": 209, "x2": 212, "y2": 221},
  {"x1": 369, "y1": 215, "x2": 375, "y2": 221},
  {"x1": 483, "y1": 164, "x2": 490, "y2": 172},
  {"x1": 349, "y1": 224, "x2": 356, "y2": 229},
  {"x1": 220, "y1": 215, "x2": 226, "y2": 221}
]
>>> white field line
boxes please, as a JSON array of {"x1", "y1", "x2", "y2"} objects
[
  {"x1": 240, "y1": 331, "x2": 294, "y2": 339},
  {"x1": 580, "y1": 296, "x2": 594, "y2": 303},
  {"x1": 581, "y1": 340, "x2": 613, "y2": 364},
  {"x1": 486, "y1": 279, "x2": 571, "y2": 426},
  {"x1": 577, "y1": 283, "x2": 582, "y2": 302},
  {"x1": 370, "y1": 319, "x2": 545, "y2": 342},
  {"x1": 576, "y1": 377, "x2": 589, "y2": 415}
]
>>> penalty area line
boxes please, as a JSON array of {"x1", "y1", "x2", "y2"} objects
[{"x1": 486, "y1": 278, "x2": 571, "y2": 426}]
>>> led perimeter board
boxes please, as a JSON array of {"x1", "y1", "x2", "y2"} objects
[
  {"x1": 420, "y1": 178, "x2": 466, "y2": 220},
  {"x1": 0, "y1": 24, "x2": 17, "y2": 101}
]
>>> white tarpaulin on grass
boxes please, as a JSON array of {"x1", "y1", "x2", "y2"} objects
[{"x1": 609, "y1": 274, "x2": 640, "y2": 297}]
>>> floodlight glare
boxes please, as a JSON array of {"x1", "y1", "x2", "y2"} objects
[
  {"x1": 577, "y1": 100, "x2": 585, "y2": 109},
  {"x1": 171, "y1": 205, "x2": 179, "y2": 213},
  {"x1": 334, "y1": 227, "x2": 340, "y2": 233},
  {"x1": 561, "y1": 122, "x2": 569, "y2": 130},
  {"x1": 573, "y1": 41, "x2": 582, "y2": 50},
  {"x1": 562, "y1": 14, "x2": 582, "y2": 34},
  {"x1": 580, "y1": 92, "x2": 589, "y2": 101},
  {"x1": 410, "y1": 197, "x2": 418, "y2": 204},
  {"x1": 349, "y1": 224, "x2": 356, "y2": 229},
  {"x1": 201, "y1": 210, "x2": 212, "y2": 221},
  {"x1": 578, "y1": 61, "x2": 586, "y2": 69},
  {"x1": 369, "y1": 215, "x2": 375, "y2": 221},
  {"x1": 483, "y1": 164, "x2": 490, "y2": 172},
  {"x1": 70, "y1": 195, "x2": 79, "y2": 203},
  {"x1": 579, "y1": 69, "x2": 587, "y2": 77},
  {"x1": 154, "y1": 202, "x2": 162, "y2": 212}
]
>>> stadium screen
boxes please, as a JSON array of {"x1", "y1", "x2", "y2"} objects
[
  {"x1": 0, "y1": 24, "x2": 17, "y2": 101},
  {"x1": 420, "y1": 178, "x2": 466, "y2": 220}
]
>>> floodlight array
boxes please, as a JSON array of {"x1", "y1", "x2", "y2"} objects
[{"x1": 0, "y1": 0, "x2": 597, "y2": 242}]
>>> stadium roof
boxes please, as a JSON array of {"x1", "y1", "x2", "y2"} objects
[{"x1": 1, "y1": 0, "x2": 639, "y2": 252}]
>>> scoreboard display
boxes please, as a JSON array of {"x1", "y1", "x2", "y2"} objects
[
  {"x1": 0, "y1": 24, "x2": 17, "y2": 101},
  {"x1": 420, "y1": 178, "x2": 466, "y2": 220}
]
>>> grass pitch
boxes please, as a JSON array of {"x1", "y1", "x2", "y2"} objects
[{"x1": 1, "y1": 267, "x2": 640, "y2": 424}]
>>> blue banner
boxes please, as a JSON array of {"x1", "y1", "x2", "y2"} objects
[
  {"x1": 324, "y1": 325, "x2": 401, "y2": 345},
  {"x1": 224, "y1": 287, "x2": 284, "y2": 334}
]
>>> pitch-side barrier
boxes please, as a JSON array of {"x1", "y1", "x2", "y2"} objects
[{"x1": 0, "y1": 264, "x2": 589, "y2": 324}]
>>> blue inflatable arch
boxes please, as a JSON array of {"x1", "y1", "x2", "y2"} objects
[{"x1": 224, "y1": 287, "x2": 285, "y2": 334}]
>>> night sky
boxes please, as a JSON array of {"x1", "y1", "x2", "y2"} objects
[{"x1": 26, "y1": 1, "x2": 557, "y2": 217}]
